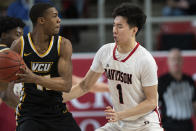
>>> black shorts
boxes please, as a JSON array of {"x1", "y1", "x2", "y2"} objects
[{"x1": 16, "y1": 112, "x2": 81, "y2": 131}]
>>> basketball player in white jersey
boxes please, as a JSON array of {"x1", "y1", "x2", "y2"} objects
[{"x1": 63, "y1": 3, "x2": 163, "y2": 131}]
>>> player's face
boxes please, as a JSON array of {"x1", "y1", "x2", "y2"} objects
[
  {"x1": 4, "y1": 27, "x2": 23, "y2": 47},
  {"x1": 113, "y1": 16, "x2": 136, "y2": 46},
  {"x1": 168, "y1": 50, "x2": 183, "y2": 74},
  {"x1": 43, "y1": 7, "x2": 61, "y2": 35}
]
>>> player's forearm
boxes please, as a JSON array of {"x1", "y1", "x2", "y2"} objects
[
  {"x1": 118, "y1": 99, "x2": 157, "y2": 120},
  {"x1": 0, "y1": 82, "x2": 8, "y2": 91},
  {"x1": 3, "y1": 83, "x2": 19, "y2": 109},
  {"x1": 62, "y1": 83, "x2": 88, "y2": 102},
  {"x1": 34, "y1": 76, "x2": 72, "y2": 92},
  {"x1": 3, "y1": 95, "x2": 19, "y2": 109},
  {"x1": 90, "y1": 82, "x2": 109, "y2": 92}
]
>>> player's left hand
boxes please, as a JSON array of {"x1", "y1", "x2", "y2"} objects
[
  {"x1": 105, "y1": 106, "x2": 120, "y2": 122},
  {"x1": 15, "y1": 67, "x2": 37, "y2": 83}
]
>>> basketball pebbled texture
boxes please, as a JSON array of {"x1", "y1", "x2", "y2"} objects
[{"x1": 0, "y1": 50, "x2": 26, "y2": 82}]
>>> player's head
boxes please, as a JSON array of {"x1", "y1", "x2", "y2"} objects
[
  {"x1": 29, "y1": 3, "x2": 61, "y2": 35},
  {"x1": 168, "y1": 48, "x2": 183, "y2": 74},
  {"x1": 112, "y1": 3, "x2": 146, "y2": 44},
  {"x1": 0, "y1": 16, "x2": 25, "y2": 47}
]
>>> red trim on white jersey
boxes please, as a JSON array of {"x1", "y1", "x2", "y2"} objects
[
  {"x1": 113, "y1": 42, "x2": 140, "y2": 62},
  {"x1": 154, "y1": 107, "x2": 164, "y2": 130}
]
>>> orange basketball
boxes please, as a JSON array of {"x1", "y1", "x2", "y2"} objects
[{"x1": 0, "y1": 49, "x2": 26, "y2": 82}]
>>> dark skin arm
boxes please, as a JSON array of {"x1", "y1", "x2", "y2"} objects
[
  {"x1": 0, "y1": 82, "x2": 8, "y2": 91},
  {"x1": 10, "y1": 37, "x2": 72, "y2": 92},
  {"x1": 2, "y1": 82, "x2": 19, "y2": 109}
]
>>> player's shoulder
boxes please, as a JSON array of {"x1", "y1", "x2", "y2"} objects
[
  {"x1": 59, "y1": 36, "x2": 72, "y2": 48},
  {"x1": 137, "y1": 44, "x2": 155, "y2": 63},
  {"x1": 98, "y1": 42, "x2": 115, "y2": 52},
  {"x1": 101, "y1": 42, "x2": 115, "y2": 49},
  {"x1": 58, "y1": 36, "x2": 72, "y2": 56},
  {"x1": 10, "y1": 36, "x2": 23, "y2": 54},
  {"x1": 137, "y1": 44, "x2": 153, "y2": 56}
]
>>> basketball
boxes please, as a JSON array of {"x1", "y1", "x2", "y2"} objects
[{"x1": 0, "y1": 49, "x2": 26, "y2": 82}]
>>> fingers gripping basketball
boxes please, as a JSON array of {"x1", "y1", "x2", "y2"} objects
[{"x1": 0, "y1": 50, "x2": 26, "y2": 82}]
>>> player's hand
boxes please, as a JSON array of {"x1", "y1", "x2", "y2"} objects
[
  {"x1": 105, "y1": 106, "x2": 120, "y2": 122},
  {"x1": 15, "y1": 67, "x2": 37, "y2": 83}
]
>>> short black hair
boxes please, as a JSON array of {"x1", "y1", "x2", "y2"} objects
[
  {"x1": 29, "y1": 3, "x2": 54, "y2": 26},
  {"x1": 112, "y1": 3, "x2": 146, "y2": 35},
  {"x1": 0, "y1": 16, "x2": 25, "y2": 37}
]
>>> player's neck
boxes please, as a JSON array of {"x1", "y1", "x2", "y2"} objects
[
  {"x1": 117, "y1": 39, "x2": 136, "y2": 53},
  {"x1": 31, "y1": 28, "x2": 51, "y2": 47}
]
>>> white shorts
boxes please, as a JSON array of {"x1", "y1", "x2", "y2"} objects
[{"x1": 95, "y1": 121, "x2": 164, "y2": 131}]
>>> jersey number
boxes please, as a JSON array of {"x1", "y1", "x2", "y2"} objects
[
  {"x1": 116, "y1": 84, "x2": 124, "y2": 104},
  {"x1": 37, "y1": 75, "x2": 51, "y2": 91}
]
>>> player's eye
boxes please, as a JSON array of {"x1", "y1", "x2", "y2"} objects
[{"x1": 118, "y1": 25, "x2": 123, "y2": 28}]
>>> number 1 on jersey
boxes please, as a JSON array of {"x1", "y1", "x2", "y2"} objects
[{"x1": 116, "y1": 84, "x2": 124, "y2": 104}]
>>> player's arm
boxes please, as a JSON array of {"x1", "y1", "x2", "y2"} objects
[
  {"x1": 63, "y1": 70, "x2": 102, "y2": 102},
  {"x1": 105, "y1": 85, "x2": 158, "y2": 122},
  {"x1": 2, "y1": 82, "x2": 19, "y2": 109},
  {"x1": 0, "y1": 82, "x2": 8, "y2": 91},
  {"x1": 72, "y1": 75, "x2": 109, "y2": 92},
  {"x1": 89, "y1": 81, "x2": 109, "y2": 92},
  {"x1": 10, "y1": 38, "x2": 21, "y2": 54},
  {"x1": 106, "y1": 85, "x2": 158, "y2": 122}
]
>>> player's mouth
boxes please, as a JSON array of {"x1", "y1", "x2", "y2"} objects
[
  {"x1": 113, "y1": 36, "x2": 118, "y2": 43},
  {"x1": 56, "y1": 25, "x2": 60, "y2": 28}
]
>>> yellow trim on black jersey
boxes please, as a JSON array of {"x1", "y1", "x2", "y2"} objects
[
  {"x1": 0, "y1": 48, "x2": 9, "y2": 52},
  {"x1": 28, "y1": 33, "x2": 54, "y2": 58},
  {"x1": 0, "y1": 44, "x2": 7, "y2": 47},
  {"x1": 57, "y1": 36, "x2": 62, "y2": 56},
  {"x1": 0, "y1": 44, "x2": 9, "y2": 52},
  {"x1": 16, "y1": 87, "x2": 25, "y2": 119},
  {"x1": 20, "y1": 36, "x2": 24, "y2": 57}
]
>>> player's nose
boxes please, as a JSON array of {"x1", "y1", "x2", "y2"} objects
[{"x1": 57, "y1": 17, "x2": 61, "y2": 23}]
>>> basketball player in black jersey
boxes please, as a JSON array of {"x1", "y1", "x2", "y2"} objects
[
  {"x1": 0, "y1": 16, "x2": 25, "y2": 90},
  {"x1": 10, "y1": 3, "x2": 81, "y2": 131}
]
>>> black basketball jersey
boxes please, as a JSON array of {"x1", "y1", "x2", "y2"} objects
[
  {"x1": 16, "y1": 33, "x2": 67, "y2": 121},
  {"x1": 0, "y1": 44, "x2": 9, "y2": 51}
]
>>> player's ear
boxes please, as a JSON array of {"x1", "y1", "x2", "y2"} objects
[
  {"x1": 132, "y1": 27, "x2": 138, "y2": 36},
  {"x1": 37, "y1": 17, "x2": 45, "y2": 24}
]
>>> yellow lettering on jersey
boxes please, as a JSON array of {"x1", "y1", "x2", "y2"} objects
[{"x1": 31, "y1": 62, "x2": 53, "y2": 73}]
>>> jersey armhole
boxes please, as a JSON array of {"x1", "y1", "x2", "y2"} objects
[
  {"x1": 57, "y1": 36, "x2": 62, "y2": 56},
  {"x1": 20, "y1": 36, "x2": 24, "y2": 57}
]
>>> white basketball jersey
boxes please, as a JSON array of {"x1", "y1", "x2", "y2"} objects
[{"x1": 91, "y1": 42, "x2": 161, "y2": 124}]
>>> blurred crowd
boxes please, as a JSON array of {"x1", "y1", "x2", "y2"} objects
[{"x1": 0, "y1": 0, "x2": 196, "y2": 51}]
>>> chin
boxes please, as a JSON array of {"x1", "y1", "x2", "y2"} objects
[
  {"x1": 116, "y1": 41, "x2": 122, "y2": 46},
  {"x1": 51, "y1": 31, "x2": 58, "y2": 36}
]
